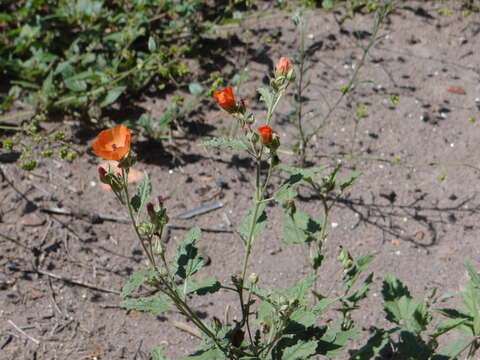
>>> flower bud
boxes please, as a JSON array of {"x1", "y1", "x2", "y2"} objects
[
  {"x1": 146, "y1": 202, "x2": 155, "y2": 218},
  {"x1": 257, "y1": 125, "x2": 273, "y2": 145},
  {"x1": 248, "y1": 273, "x2": 259, "y2": 285},
  {"x1": 275, "y1": 57, "x2": 292, "y2": 77},
  {"x1": 98, "y1": 166, "x2": 107, "y2": 178},
  {"x1": 213, "y1": 87, "x2": 237, "y2": 113}
]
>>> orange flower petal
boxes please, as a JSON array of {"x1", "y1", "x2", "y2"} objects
[{"x1": 91, "y1": 125, "x2": 131, "y2": 161}]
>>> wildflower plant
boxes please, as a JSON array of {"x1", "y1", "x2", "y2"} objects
[{"x1": 91, "y1": 58, "x2": 480, "y2": 360}]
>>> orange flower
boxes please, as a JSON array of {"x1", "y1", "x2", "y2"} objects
[
  {"x1": 91, "y1": 125, "x2": 131, "y2": 161},
  {"x1": 258, "y1": 125, "x2": 273, "y2": 145},
  {"x1": 275, "y1": 57, "x2": 292, "y2": 76},
  {"x1": 213, "y1": 87, "x2": 236, "y2": 112}
]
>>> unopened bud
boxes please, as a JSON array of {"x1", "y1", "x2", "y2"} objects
[
  {"x1": 248, "y1": 273, "x2": 259, "y2": 284},
  {"x1": 146, "y1": 202, "x2": 155, "y2": 217},
  {"x1": 275, "y1": 57, "x2": 292, "y2": 77},
  {"x1": 98, "y1": 166, "x2": 107, "y2": 178}
]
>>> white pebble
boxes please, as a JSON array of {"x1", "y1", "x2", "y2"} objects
[
  {"x1": 403, "y1": 217, "x2": 408, "y2": 222},
  {"x1": 450, "y1": 143, "x2": 454, "y2": 147},
  {"x1": 395, "y1": 250, "x2": 401, "y2": 256},
  {"x1": 168, "y1": 169, "x2": 173, "y2": 174},
  {"x1": 331, "y1": 222, "x2": 339, "y2": 228},
  {"x1": 90, "y1": 181, "x2": 96, "y2": 187},
  {"x1": 308, "y1": 33, "x2": 314, "y2": 39}
]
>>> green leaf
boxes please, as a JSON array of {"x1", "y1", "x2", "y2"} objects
[
  {"x1": 339, "y1": 171, "x2": 361, "y2": 191},
  {"x1": 41, "y1": 72, "x2": 56, "y2": 98},
  {"x1": 349, "y1": 330, "x2": 390, "y2": 360},
  {"x1": 322, "y1": 0, "x2": 333, "y2": 9},
  {"x1": 238, "y1": 202, "x2": 267, "y2": 242},
  {"x1": 346, "y1": 272, "x2": 374, "y2": 303},
  {"x1": 121, "y1": 268, "x2": 157, "y2": 298},
  {"x1": 64, "y1": 78, "x2": 87, "y2": 92},
  {"x1": 120, "y1": 295, "x2": 171, "y2": 315},
  {"x1": 382, "y1": 273, "x2": 411, "y2": 301},
  {"x1": 432, "y1": 318, "x2": 467, "y2": 338},
  {"x1": 283, "y1": 276, "x2": 316, "y2": 304},
  {"x1": 185, "y1": 347, "x2": 225, "y2": 359},
  {"x1": 276, "y1": 164, "x2": 329, "y2": 183},
  {"x1": 172, "y1": 227, "x2": 204, "y2": 279},
  {"x1": 189, "y1": 82, "x2": 204, "y2": 96},
  {"x1": 185, "y1": 278, "x2": 221, "y2": 295},
  {"x1": 257, "y1": 87, "x2": 274, "y2": 109},
  {"x1": 465, "y1": 261, "x2": 480, "y2": 288},
  {"x1": 151, "y1": 347, "x2": 170, "y2": 360},
  {"x1": 274, "y1": 174, "x2": 302, "y2": 203},
  {"x1": 201, "y1": 137, "x2": 248, "y2": 152},
  {"x1": 312, "y1": 296, "x2": 336, "y2": 315},
  {"x1": 320, "y1": 324, "x2": 360, "y2": 357},
  {"x1": 433, "y1": 336, "x2": 473, "y2": 358},
  {"x1": 148, "y1": 36, "x2": 157, "y2": 52},
  {"x1": 281, "y1": 340, "x2": 317, "y2": 360},
  {"x1": 99, "y1": 86, "x2": 126, "y2": 107},
  {"x1": 282, "y1": 210, "x2": 322, "y2": 245},
  {"x1": 285, "y1": 310, "x2": 316, "y2": 333},
  {"x1": 130, "y1": 172, "x2": 150, "y2": 215}
]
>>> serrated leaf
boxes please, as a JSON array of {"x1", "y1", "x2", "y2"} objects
[
  {"x1": 433, "y1": 336, "x2": 472, "y2": 358},
  {"x1": 257, "y1": 87, "x2": 274, "y2": 109},
  {"x1": 185, "y1": 278, "x2": 221, "y2": 295},
  {"x1": 349, "y1": 330, "x2": 390, "y2": 360},
  {"x1": 281, "y1": 340, "x2": 317, "y2": 360},
  {"x1": 340, "y1": 171, "x2": 361, "y2": 191},
  {"x1": 382, "y1": 273, "x2": 411, "y2": 301},
  {"x1": 282, "y1": 210, "x2": 322, "y2": 245},
  {"x1": 184, "y1": 347, "x2": 225, "y2": 359},
  {"x1": 151, "y1": 347, "x2": 170, "y2": 360},
  {"x1": 274, "y1": 174, "x2": 302, "y2": 203},
  {"x1": 432, "y1": 318, "x2": 467, "y2": 338},
  {"x1": 346, "y1": 272, "x2": 374, "y2": 303},
  {"x1": 465, "y1": 261, "x2": 480, "y2": 288},
  {"x1": 285, "y1": 310, "x2": 316, "y2": 333},
  {"x1": 283, "y1": 276, "x2": 316, "y2": 304},
  {"x1": 276, "y1": 164, "x2": 329, "y2": 182},
  {"x1": 121, "y1": 268, "x2": 157, "y2": 297},
  {"x1": 130, "y1": 171, "x2": 150, "y2": 215},
  {"x1": 120, "y1": 295, "x2": 170, "y2": 315},
  {"x1": 312, "y1": 296, "x2": 336, "y2": 315},
  {"x1": 172, "y1": 227, "x2": 204, "y2": 279},
  {"x1": 99, "y1": 86, "x2": 125, "y2": 107},
  {"x1": 238, "y1": 202, "x2": 267, "y2": 242},
  {"x1": 201, "y1": 137, "x2": 248, "y2": 152},
  {"x1": 320, "y1": 324, "x2": 360, "y2": 357}
]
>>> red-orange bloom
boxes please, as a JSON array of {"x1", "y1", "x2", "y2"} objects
[
  {"x1": 275, "y1": 57, "x2": 292, "y2": 76},
  {"x1": 91, "y1": 125, "x2": 131, "y2": 161},
  {"x1": 213, "y1": 87, "x2": 236, "y2": 112},
  {"x1": 258, "y1": 125, "x2": 273, "y2": 145}
]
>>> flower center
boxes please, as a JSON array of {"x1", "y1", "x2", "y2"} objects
[{"x1": 111, "y1": 143, "x2": 118, "y2": 151}]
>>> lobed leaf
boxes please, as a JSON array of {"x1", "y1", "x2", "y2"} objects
[
  {"x1": 130, "y1": 171, "x2": 150, "y2": 216},
  {"x1": 172, "y1": 227, "x2": 204, "y2": 280},
  {"x1": 238, "y1": 202, "x2": 267, "y2": 243},
  {"x1": 121, "y1": 267, "x2": 157, "y2": 298},
  {"x1": 120, "y1": 294, "x2": 171, "y2": 315},
  {"x1": 201, "y1": 138, "x2": 248, "y2": 152}
]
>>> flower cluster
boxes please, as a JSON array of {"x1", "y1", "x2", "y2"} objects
[{"x1": 213, "y1": 57, "x2": 293, "y2": 157}]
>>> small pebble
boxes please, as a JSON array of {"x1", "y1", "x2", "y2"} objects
[{"x1": 331, "y1": 222, "x2": 338, "y2": 228}]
